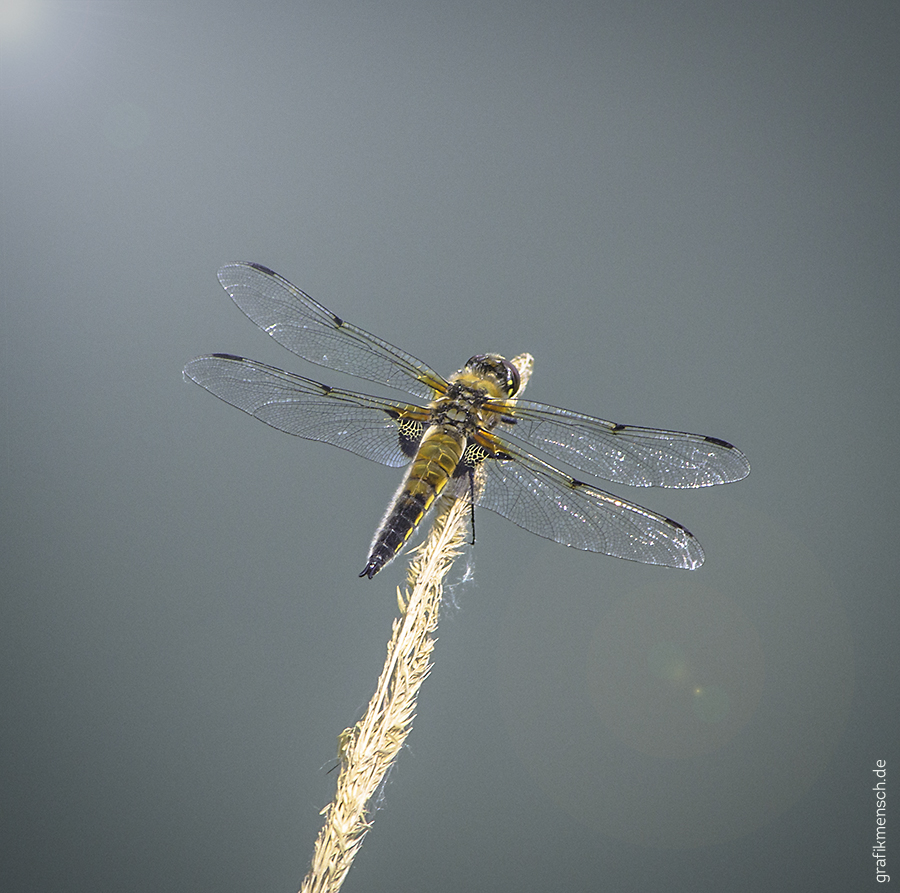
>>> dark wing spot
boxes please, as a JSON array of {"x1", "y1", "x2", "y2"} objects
[
  {"x1": 705, "y1": 435, "x2": 736, "y2": 449},
  {"x1": 212, "y1": 352, "x2": 245, "y2": 361},
  {"x1": 397, "y1": 418, "x2": 424, "y2": 459},
  {"x1": 247, "y1": 262, "x2": 278, "y2": 276},
  {"x1": 611, "y1": 424, "x2": 626, "y2": 433},
  {"x1": 454, "y1": 443, "x2": 490, "y2": 476}
]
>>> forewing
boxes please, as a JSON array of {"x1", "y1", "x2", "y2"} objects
[
  {"x1": 463, "y1": 436, "x2": 705, "y2": 569},
  {"x1": 495, "y1": 399, "x2": 750, "y2": 488},
  {"x1": 217, "y1": 262, "x2": 446, "y2": 401},
  {"x1": 183, "y1": 354, "x2": 427, "y2": 467}
]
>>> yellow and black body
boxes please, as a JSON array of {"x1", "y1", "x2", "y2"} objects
[{"x1": 360, "y1": 354, "x2": 520, "y2": 578}]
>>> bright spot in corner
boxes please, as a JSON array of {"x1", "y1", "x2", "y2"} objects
[{"x1": 0, "y1": 0, "x2": 42, "y2": 43}]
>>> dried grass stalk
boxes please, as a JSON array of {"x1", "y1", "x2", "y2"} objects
[{"x1": 298, "y1": 495, "x2": 468, "y2": 893}]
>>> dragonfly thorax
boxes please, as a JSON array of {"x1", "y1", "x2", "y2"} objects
[
  {"x1": 433, "y1": 365, "x2": 512, "y2": 439},
  {"x1": 428, "y1": 394, "x2": 486, "y2": 439}
]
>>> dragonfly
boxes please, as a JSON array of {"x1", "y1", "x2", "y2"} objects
[{"x1": 184, "y1": 263, "x2": 750, "y2": 578}]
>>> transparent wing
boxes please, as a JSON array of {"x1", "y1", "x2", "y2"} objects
[
  {"x1": 461, "y1": 436, "x2": 705, "y2": 569},
  {"x1": 183, "y1": 354, "x2": 428, "y2": 468},
  {"x1": 216, "y1": 262, "x2": 447, "y2": 401},
  {"x1": 491, "y1": 398, "x2": 750, "y2": 488}
]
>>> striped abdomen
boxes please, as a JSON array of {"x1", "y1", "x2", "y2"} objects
[{"x1": 359, "y1": 425, "x2": 466, "y2": 578}]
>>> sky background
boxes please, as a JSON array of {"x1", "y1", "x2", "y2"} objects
[{"x1": 2, "y1": 1, "x2": 898, "y2": 891}]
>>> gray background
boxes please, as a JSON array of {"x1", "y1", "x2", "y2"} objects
[{"x1": 2, "y1": 1, "x2": 898, "y2": 891}]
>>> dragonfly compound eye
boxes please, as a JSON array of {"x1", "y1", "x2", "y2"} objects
[{"x1": 465, "y1": 354, "x2": 520, "y2": 396}]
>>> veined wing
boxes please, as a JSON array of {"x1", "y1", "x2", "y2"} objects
[
  {"x1": 489, "y1": 398, "x2": 750, "y2": 488},
  {"x1": 183, "y1": 354, "x2": 428, "y2": 468},
  {"x1": 216, "y1": 263, "x2": 447, "y2": 402},
  {"x1": 464, "y1": 433, "x2": 706, "y2": 569}
]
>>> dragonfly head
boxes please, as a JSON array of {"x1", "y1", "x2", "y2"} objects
[{"x1": 465, "y1": 354, "x2": 521, "y2": 397}]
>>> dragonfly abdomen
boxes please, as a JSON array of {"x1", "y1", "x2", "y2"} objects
[{"x1": 359, "y1": 426, "x2": 466, "y2": 578}]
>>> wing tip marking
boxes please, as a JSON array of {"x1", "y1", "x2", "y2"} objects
[{"x1": 245, "y1": 261, "x2": 278, "y2": 276}]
